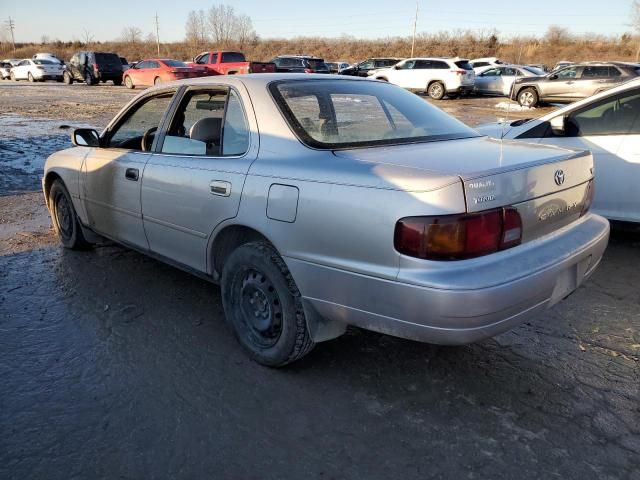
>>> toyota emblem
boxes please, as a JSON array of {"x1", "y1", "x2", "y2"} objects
[{"x1": 554, "y1": 169, "x2": 565, "y2": 186}]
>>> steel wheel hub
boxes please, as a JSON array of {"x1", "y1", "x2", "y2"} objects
[
  {"x1": 55, "y1": 194, "x2": 73, "y2": 239},
  {"x1": 239, "y1": 269, "x2": 283, "y2": 347}
]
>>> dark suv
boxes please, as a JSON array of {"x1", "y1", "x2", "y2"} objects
[
  {"x1": 63, "y1": 51, "x2": 123, "y2": 86},
  {"x1": 511, "y1": 62, "x2": 640, "y2": 107},
  {"x1": 339, "y1": 58, "x2": 403, "y2": 77},
  {"x1": 270, "y1": 55, "x2": 329, "y2": 73}
]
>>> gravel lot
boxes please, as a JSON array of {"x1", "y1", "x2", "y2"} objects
[{"x1": 0, "y1": 81, "x2": 638, "y2": 480}]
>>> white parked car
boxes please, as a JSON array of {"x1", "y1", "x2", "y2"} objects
[
  {"x1": 0, "y1": 61, "x2": 12, "y2": 80},
  {"x1": 474, "y1": 64, "x2": 546, "y2": 96},
  {"x1": 477, "y1": 78, "x2": 640, "y2": 223},
  {"x1": 373, "y1": 57, "x2": 475, "y2": 99},
  {"x1": 10, "y1": 59, "x2": 64, "y2": 82},
  {"x1": 33, "y1": 52, "x2": 64, "y2": 64},
  {"x1": 470, "y1": 57, "x2": 504, "y2": 73}
]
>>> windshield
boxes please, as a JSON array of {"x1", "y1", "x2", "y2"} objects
[
  {"x1": 163, "y1": 59, "x2": 187, "y2": 68},
  {"x1": 34, "y1": 59, "x2": 55, "y2": 65},
  {"x1": 271, "y1": 79, "x2": 480, "y2": 149}
]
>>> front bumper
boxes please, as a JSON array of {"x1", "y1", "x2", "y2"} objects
[{"x1": 286, "y1": 213, "x2": 610, "y2": 344}]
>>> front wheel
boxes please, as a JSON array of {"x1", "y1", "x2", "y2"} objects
[
  {"x1": 124, "y1": 76, "x2": 134, "y2": 89},
  {"x1": 518, "y1": 87, "x2": 539, "y2": 108},
  {"x1": 63, "y1": 71, "x2": 73, "y2": 84},
  {"x1": 221, "y1": 241, "x2": 315, "y2": 367},
  {"x1": 428, "y1": 81, "x2": 446, "y2": 100},
  {"x1": 28, "y1": 72, "x2": 35, "y2": 82},
  {"x1": 84, "y1": 72, "x2": 95, "y2": 86},
  {"x1": 48, "y1": 180, "x2": 91, "y2": 249}
]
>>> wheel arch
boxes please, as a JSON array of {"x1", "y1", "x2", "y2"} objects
[
  {"x1": 209, "y1": 224, "x2": 273, "y2": 279},
  {"x1": 43, "y1": 171, "x2": 64, "y2": 208}
]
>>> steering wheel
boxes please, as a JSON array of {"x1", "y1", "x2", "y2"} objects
[{"x1": 141, "y1": 126, "x2": 158, "y2": 152}]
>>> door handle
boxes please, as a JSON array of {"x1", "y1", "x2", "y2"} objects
[
  {"x1": 125, "y1": 168, "x2": 139, "y2": 181},
  {"x1": 210, "y1": 180, "x2": 231, "y2": 197}
]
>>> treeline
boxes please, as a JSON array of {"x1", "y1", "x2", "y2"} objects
[{"x1": 2, "y1": 29, "x2": 639, "y2": 68}]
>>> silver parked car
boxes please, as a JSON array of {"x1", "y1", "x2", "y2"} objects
[
  {"x1": 43, "y1": 74, "x2": 609, "y2": 366},
  {"x1": 512, "y1": 62, "x2": 640, "y2": 107},
  {"x1": 474, "y1": 64, "x2": 546, "y2": 96}
]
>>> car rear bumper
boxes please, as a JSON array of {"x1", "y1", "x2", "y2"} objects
[
  {"x1": 448, "y1": 85, "x2": 474, "y2": 94},
  {"x1": 286, "y1": 213, "x2": 609, "y2": 344}
]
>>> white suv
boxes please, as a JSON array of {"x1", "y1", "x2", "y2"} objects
[{"x1": 372, "y1": 57, "x2": 475, "y2": 100}]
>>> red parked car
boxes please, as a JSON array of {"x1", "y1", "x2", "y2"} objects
[{"x1": 123, "y1": 59, "x2": 209, "y2": 88}]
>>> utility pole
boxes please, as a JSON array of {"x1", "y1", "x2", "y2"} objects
[
  {"x1": 154, "y1": 12, "x2": 160, "y2": 56},
  {"x1": 6, "y1": 17, "x2": 16, "y2": 54},
  {"x1": 410, "y1": 2, "x2": 419, "y2": 58}
]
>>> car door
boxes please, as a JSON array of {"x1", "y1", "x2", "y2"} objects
[
  {"x1": 576, "y1": 65, "x2": 610, "y2": 99},
  {"x1": 141, "y1": 85, "x2": 257, "y2": 272},
  {"x1": 475, "y1": 68, "x2": 498, "y2": 94},
  {"x1": 15, "y1": 60, "x2": 28, "y2": 79},
  {"x1": 533, "y1": 88, "x2": 640, "y2": 221},
  {"x1": 500, "y1": 67, "x2": 519, "y2": 96},
  {"x1": 81, "y1": 89, "x2": 177, "y2": 249},
  {"x1": 388, "y1": 60, "x2": 416, "y2": 88},
  {"x1": 132, "y1": 61, "x2": 152, "y2": 86},
  {"x1": 542, "y1": 66, "x2": 581, "y2": 100}
]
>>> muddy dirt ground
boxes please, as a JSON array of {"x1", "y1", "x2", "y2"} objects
[{"x1": 0, "y1": 81, "x2": 638, "y2": 480}]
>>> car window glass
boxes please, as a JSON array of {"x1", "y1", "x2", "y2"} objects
[
  {"x1": 148, "y1": 61, "x2": 160, "y2": 69},
  {"x1": 221, "y1": 52, "x2": 245, "y2": 63},
  {"x1": 108, "y1": 93, "x2": 174, "y2": 150},
  {"x1": 211, "y1": 53, "x2": 218, "y2": 63},
  {"x1": 563, "y1": 90, "x2": 640, "y2": 137},
  {"x1": 413, "y1": 60, "x2": 431, "y2": 69},
  {"x1": 454, "y1": 60, "x2": 473, "y2": 70},
  {"x1": 162, "y1": 89, "x2": 249, "y2": 157},
  {"x1": 474, "y1": 62, "x2": 489, "y2": 68},
  {"x1": 503, "y1": 67, "x2": 517, "y2": 76},
  {"x1": 608, "y1": 66, "x2": 622, "y2": 77},
  {"x1": 360, "y1": 60, "x2": 374, "y2": 69},
  {"x1": 136, "y1": 61, "x2": 148, "y2": 69},
  {"x1": 432, "y1": 61, "x2": 449, "y2": 69},
  {"x1": 582, "y1": 66, "x2": 609, "y2": 78},
  {"x1": 555, "y1": 67, "x2": 578, "y2": 79},
  {"x1": 196, "y1": 54, "x2": 210, "y2": 65},
  {"x1": 398, "y1": 60, "x2": 416, "y2": 70}
]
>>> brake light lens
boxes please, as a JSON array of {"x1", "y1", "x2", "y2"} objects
[
  {"x1": 580, "y1": 180, "x2": 595, "y2": 217},
  {"x1": 394, "y1": 207, "x2": 523, "y2": 260},
  {"x1": 304, "y1": 68, "x2": 313, "y2": 73},
  {"x1": 451, "y1": 69, "x2": 466, "y2": 75}
]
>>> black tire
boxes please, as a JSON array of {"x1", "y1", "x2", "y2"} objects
[
  {"x1": 63, "y1": 71, "x2": 73, "y2": 85},
  {"x1": 221, "y1": 241, "x2": 315, "y2": 367},
  {"x1": 113, "y1": 78, "x2": 122, "y2": 86},
  {"x1": 48, "y1": 180, "x2": 91, "y2": 249},
  {"x1": 124, "y1": 76, "x2": 134, "y2": 89},
  {"x1": 428, "y1": 81, "x2": 446, "y2": 100},
  {"x1": 28, "y1": 72, "x2": 34, "y2": 82},
  {"x1": 517, "y1": 87, "x2": 539, "y2": 108},
  {"x1": 84, "y1": 72, "x2": 96, "y2": 86}
]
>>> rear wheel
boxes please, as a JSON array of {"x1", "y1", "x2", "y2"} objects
[
  {"x1": 428, "y1": 81, "x2": 446, "y2": 100},
  {"x1": 63, "y1": 71, "x2": 73, "y2": 84},
  {"x1": 221, "y1": 241, "x2": 315, "y2": 367},
  {"x1": 48, "y1": 180, "x2": 91, "y2": 250},
  {"x1": 84, "y1": 72, "x2": 95, "y2": 86},
  {"x1": 113, "y1": 78, "x2": 122, "y2": 86},
  {"x1": 124, "y1": 76, "x2": 134, "y2": 89},
  {"x1": 518, "y1": 87, "x2": 538, "y2": 108},
  {"x1": 28, "y1": 72, "x2": 34, "y2": 82},
  {"x1": 10, "y1": 71, "x2": 16, "y2": 81}
]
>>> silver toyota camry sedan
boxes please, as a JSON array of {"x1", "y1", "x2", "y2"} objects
[{"x1": 43, "y1": 74, "x2": 610, "y2": 366}]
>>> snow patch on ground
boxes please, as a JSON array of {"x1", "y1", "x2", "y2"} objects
[{"x1": 495, "y1": 102, "x2": 536, "y2": 112}]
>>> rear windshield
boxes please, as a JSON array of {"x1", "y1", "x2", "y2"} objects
[
  {"x1": 271, "y1": 79, "x2": 479, "y2": 149},
  {"x1": 163, "y1": 59, "x2": 187, "y2": 68},
  {"x1": 307, "y1": 59, "x2": 327, "y2": 70},
  {"x1": 95, "y1": 53, "x2": 120, "y2": 64},
  {"x1": 221, "y1": 52, "x2": 246, "y2": 63},
  {"x1": 34, "y1": 59, "x2": 55, "y2": 65},
  {"x1": 454, "y1": 60, "x2": 473, "y2": 70}
]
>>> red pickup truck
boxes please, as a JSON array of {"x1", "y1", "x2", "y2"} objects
[{"x1": 191, "y1": 51, "x2": 275, "y2": 75}]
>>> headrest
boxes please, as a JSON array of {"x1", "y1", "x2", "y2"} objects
[{"x1": 189, "y1": 117, "x2": 222, "y2": 145}]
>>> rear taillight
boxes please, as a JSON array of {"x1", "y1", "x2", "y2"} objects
[
  {"x1": 93, "y1": 64, "x2": 99, "y2": 72},
  {"x1": 580, "y1": 180, "x2": 595, "y2": 217},
  {"x1": 304, "y1": 68, "x2": 313, "y2": 73},
  {"x1": 451, "y1": 69, "x2": 466, "y2": 75},
  {"x1": 394, "y1": 207, "x2": 523, "y2": 260}
]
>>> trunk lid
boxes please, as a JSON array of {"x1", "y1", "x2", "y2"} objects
[{"x1": 334, "y1": 136, "x2": 594, "y2": 241}]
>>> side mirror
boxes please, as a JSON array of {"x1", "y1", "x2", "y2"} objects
[
  {"x1": 550, "y1": 115, "x2": 566, "y2": 136},
  {"x1": 72, "y1": 128, "x2": 100, "y2": 147}
]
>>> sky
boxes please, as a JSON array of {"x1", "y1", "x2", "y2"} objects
[{"x1": 0, "y1": 0, "x2": 634, "y2": 42}]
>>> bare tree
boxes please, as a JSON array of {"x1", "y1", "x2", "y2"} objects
[
  {"x1": 121, "y1": 26, "x2": 143, "y2": 44},
  {"x1": 631, "y1": 0, "x2": 640, "y2": 60},
  {"x1": 207, "y1": 4, "x2": 236, "y2": 46},
  {"x1": 81, "y1": 28, "x2": 94, "y2": 46},
  {"x1": 185, "y1": 9, "x2": 208, "y2": 48},
  {"x1": 235, "y1": 14, "x2": 257, "y2": 49},
  {"x1": 40, "y1": 35, "x2": 49, "y2": 45},
  {"x1": 545, "y1": 25, "x2": 570, "y2": 44}
]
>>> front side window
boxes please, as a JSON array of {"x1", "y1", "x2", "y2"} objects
[
  {"x1": 161, "y1": 88, "x2": 249, "y2": 157},
  {"x1": 397, "y1": 60, "x2": 416, "y2": 70},
  {"x1": 563, "y1": 89, "x2": 640, "y2": 136},
  {"x1": 481, "y1": 68, "x2": 500, "y2": 76},
  {"x1": 359, "y1": 60, "x2": 374, "y2": 69},
  {"x1": 196, "y1": 54, "x2": 210, "y2": 65},
  {"x1": 107, "y1": 93, "x2": 174, "y2": 150},
  {"x1": 271, "y1": 79, "x2": 479, "y2": 149},
  {"x1": 148, "y1": 61, "x2": 160, "y2": 69},
  {"x1": 554, "y1": 67, "x2": 579, "y2": 79},
  {"x1": 582, "y1": 66, "x2": 609, "y2": 78}
]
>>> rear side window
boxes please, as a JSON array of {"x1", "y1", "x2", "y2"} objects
[
  {"x1": 307, "y1": 59, "x2": 327, "y2": 70},
  {"x1": 473, "y1": 62, "x2": 489, "y2": 68},
  {"x1": 414, "y1": 60, "x2": 432, "y2": 69},
  {"x1": 582, "y1": 66, "x2": 609, "y2": 78},
  {"x1": 94, "y1": 53, "x2": 120, "y2": 64},
  {"x1": 431, "y1": 61, "x2": 449, "y2": 69},
  {"x1": 454, "y1": 60, "x2": 473, "y2": 70},
  {"x1": 221, "y1": 52, "x2": 246, "y2": 63}
]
